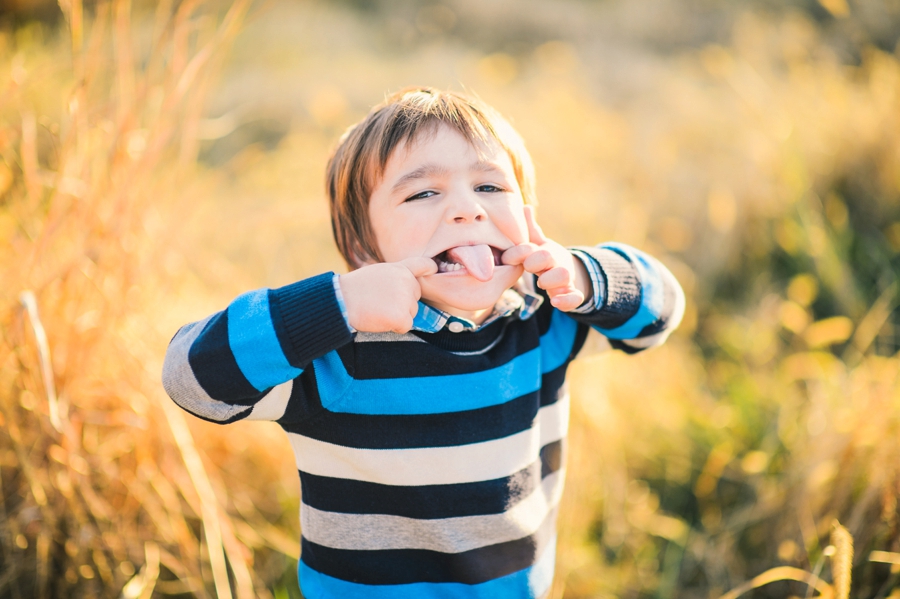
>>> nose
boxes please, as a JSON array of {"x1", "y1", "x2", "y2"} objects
[{"x1": 447, "y1": 190, "x2": 487, "y2": 224}]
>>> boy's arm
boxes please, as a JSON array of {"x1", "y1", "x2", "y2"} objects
[
  {"x1": 161, "y1": 272, "x2": 353, "y2": 424},
  {"x1": 502, "y1": 206, "x2": 684, "y2": 351},
  {"x1": 567, "y1": 243, "x2": 685, "y2": 352}
]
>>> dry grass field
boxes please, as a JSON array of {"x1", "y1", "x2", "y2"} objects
[{"x1": 1, "y1": 0, "x2": 899, "y2": 597}]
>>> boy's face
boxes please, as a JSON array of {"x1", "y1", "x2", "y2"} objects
[{"x1": 368, "y1": 124, "x2": 530, "y2": 320}]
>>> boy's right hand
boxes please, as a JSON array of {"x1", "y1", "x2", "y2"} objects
[{"x1": 339, "y1": 257, "x2": 438, "y2": 333}]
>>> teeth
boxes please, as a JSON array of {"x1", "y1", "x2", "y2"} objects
[{"x1": 437, "y1": 260, "x2": 463, "y2": 273}]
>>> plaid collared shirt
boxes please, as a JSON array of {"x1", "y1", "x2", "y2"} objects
[
  {"x1": 332, "y1": 250, "x2": 607, "y2": 334},
  {"x1": 410, "y1": 284, "x2": 544, "y2": 333}
]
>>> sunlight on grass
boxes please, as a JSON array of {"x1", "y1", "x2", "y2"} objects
[{"x1": 1, "y1": 1, "x2": 899, "y2": 597}]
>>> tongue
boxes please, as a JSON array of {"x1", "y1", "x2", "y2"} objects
[{"x1": 447, "y1": 244, "x2": 494, "y2": 282}]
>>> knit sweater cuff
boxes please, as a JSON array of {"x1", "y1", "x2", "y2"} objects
[
  {"x1": 570, "y1": 246, "x2": 642, "y2": 330},
  {"x1": 270, "y1": 272, "x2": 354, "y2": 368}
]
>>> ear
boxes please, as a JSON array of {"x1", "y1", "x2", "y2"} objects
[{"x1": 347, "y1": 243, "x2": 380, "y2": 270}]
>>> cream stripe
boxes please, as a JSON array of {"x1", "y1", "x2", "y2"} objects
[
  {"x1": 161, "y1": 316, "x2": 252, "y2": 422},
  {"x1": 300, "y1": 469, "x2": 565, "y2": 552},
  {"x1": 288, "y1": 394, "x2": 569, "y2": 486},
  {"x1": 247, "y1": 379, "x2": 292, "y2": 421}
]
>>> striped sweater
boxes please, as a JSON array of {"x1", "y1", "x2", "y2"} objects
[{"x1": 161, "y1": 243, "x2": 684, "y2": 598}]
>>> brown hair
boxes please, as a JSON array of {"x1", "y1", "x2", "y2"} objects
[{"x1": 325, "y1": 86, "x2": 536, "y2": 269}]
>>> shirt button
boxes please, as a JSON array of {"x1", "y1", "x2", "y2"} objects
[{"x1": 448, "y1": 321, "x2": 465, "y2": 333}]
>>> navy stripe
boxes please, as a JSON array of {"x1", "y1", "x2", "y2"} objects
[
  {"x1": 281, "y1": 356, "x2": 573, "y2": 449},
  {"x1": 410, "y1": 317, "x2": 516, "y2": 354},
  {"x1": 538, "y1": 362, "x2": 568, "y2": 409},
  {"x1": 278, "y1": 370, "x2": 326, "y2": 423},
  {"x1": 299, "y1": 506, "x2": 558, "y2": 585},
  {"x1": 270, "y1": 273, "x2": 354, "y2": 368},
  {"x1": 345, "y1": 325, "x2": 538, "y2": 380},
  {"x1": 188, "y1": 312, "x2": 262, "y2": 404},
  {"x1": 608, "y1": 339, "x2": 646, "y2": 355},
  {"x1": 579, "y1": 247, "x2": 642, "y2": 330},
  {"x1": 568, "y1": 319, "x2": 591, "y2": 363},
  {"x1": 298, "y1": 440, "x2": 563, "y2": 519},
  {"x1": 533, "y1": 288, "x2": 557, "y2": 337},
  {"x1": 541, "y1": 439, "x2": 563, "y2": 478},
  {"x1": 283, "y1": 390, "x2": 542, "y2": 449}
]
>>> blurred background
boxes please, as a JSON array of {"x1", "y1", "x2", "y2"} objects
[{"x1": 1, "y1": 0, "x2": 899, "y2": 597}]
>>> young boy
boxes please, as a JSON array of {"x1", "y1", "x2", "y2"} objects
[{"x1": 162, "y1": 87, "x2": 684, "y2": 598}]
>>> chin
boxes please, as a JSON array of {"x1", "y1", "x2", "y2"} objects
[{"x1": 421, "y1": 265, "x2": 522, "y2": 316}]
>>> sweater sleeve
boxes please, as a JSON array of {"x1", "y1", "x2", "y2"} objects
[
  {"x1": 568, "y1": 243, "x2": 685, "y2": 353},
  {"x1": 161, "y1": 272, "x2": 354, "y2": 423}
]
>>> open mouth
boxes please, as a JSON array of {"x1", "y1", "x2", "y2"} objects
[{"x1": 431, "y1": 244, "x2": 505, "y2": 281}]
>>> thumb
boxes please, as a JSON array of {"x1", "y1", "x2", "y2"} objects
[
  {"x1": 401, "y1": 256, "x2": 438, "y2": 278},
  {"x1": 523, "y1": 205, "x2": 547, "y2": 245}
]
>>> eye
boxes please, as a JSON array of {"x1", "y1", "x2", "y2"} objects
[
  {"x1": 475, "y1": 184, "x2": 504, "y2": 193},
  {"x1": 404, "y1": 190, "x2": 437, "y2": 202}
]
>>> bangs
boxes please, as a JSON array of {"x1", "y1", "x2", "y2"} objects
[{"x1": 374, "y1": 91, "x2": 498, "y2": 173}]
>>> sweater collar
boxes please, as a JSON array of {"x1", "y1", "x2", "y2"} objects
[{"x1": 411, "y1": 277, "x2": 544, "y2": 334}]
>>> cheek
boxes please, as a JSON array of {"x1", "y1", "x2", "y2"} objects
[
  {"x1": 374, "y1": 211, "x2": 434, "y2": 261},
  {"x1": 368, "y1": 209, "x2": 392, "y2": 259}
]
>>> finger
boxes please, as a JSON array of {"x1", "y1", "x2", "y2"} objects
[
  {"x1": 549, "y1": 291, "x2": 584, "y2": 312},
  {"x1": 522, "y1": 248, "x2": 555, "y2": 274},
  {"x1": 523, "y1": 205, "x2": 547, "y2": 245},
  {"x1": 392, "y1": 314, "x2": 414, "y2": 335},
  {"x1": 536, "y1": 266, "x2": 572, "y2": 290},
  {"x1": 401, "y1": 256, "x2": 438, "y2": 278},
  {"x1": 501, "y1": 243, "x2": 538, "y2": 266}
]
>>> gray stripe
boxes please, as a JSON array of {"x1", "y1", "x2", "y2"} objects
[
  {"x1": 300, "y1": 469, "x2": 565, "y2": 553},
  {"x1": 354, "y1": 331, "x2": 426, "y2": 343},
  {"x1": 161, "y1": 316, "x2": 252, "y2": 422}
]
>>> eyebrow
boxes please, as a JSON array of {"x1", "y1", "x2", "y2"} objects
[
  {"x1": 390, "y1": 160, "x2": 504, "y2": 193},
  {"x1": 391, "y1": 164, "x2": 449, "y2": 193}
]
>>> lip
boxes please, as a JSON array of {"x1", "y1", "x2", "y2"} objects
[
  {"x1": 428, "y1": 244, "x2": 515, "y2": 279},
  {"x1": 430, "y1": 245, "x2": 505, "y2": 279},
  {"x1": 428, "y1": 242, "x2": 509, "y2": 263},
  {"x1": 431, "y1": 263, "x2": 517, "y2": 277}
]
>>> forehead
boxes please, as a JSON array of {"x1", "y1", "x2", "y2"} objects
[{"x1": 382, "y1": 124, "x2": 510, "y2": 174}]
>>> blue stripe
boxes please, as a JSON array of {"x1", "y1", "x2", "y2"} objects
[
  {"x1": 227, "y1": 289, "x2": 302, "y2": 391},
  {"x1": 315, "y1": 348, "x2": 540, "y2": 414},
  {"x1": 594, "y1": 243, "x2": 664, "y2": 340},
  {"x1": 314, "y1": 311, "x2": 578, "y2": 415},
  {"x1": 298, "y1": 538, "x2": 556, "y2": 599}
]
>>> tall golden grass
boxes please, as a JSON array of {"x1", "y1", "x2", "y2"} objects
[
  {"x1": 1, "y1": 1, "x2": 899, "y2": 598},
  {"x1": 0, "y1": 2, "x2": 290, "y2": 597}
]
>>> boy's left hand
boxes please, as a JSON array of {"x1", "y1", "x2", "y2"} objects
[{"x1": 501, "y1": 206, "x2": 591, "y2": 312}]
